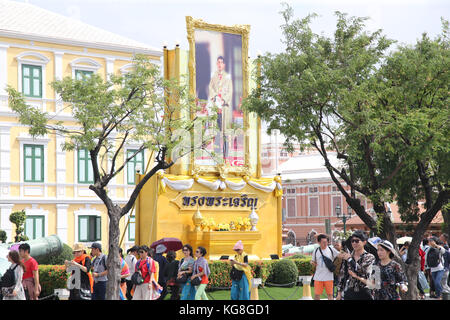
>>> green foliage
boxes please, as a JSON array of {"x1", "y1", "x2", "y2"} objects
[
  {"x1": 268, "y1": 259, "x2": 299, "y2": 287},
  {"x1": 285, "y1": 253, "x2": 307, "y2": 260},
  {"x1": 207, "y1": 260, "x2": 273, "y2": 289},
  {"x1": 291, "y1": 258, "x2": 314, "y2": 276},
  {"x1": 9, "y1": 210, "x2": 28, "y2": 242},
  {"x1": 208, "y1": 261, "x2": 233, "y2": 289},
  {"x1": 36, "y1": 243, "x2": 73, "y2": 265},
  {"x1": 0, "y1": 229, "x2": 6, "y2": 243},
  {"x1": 249, "y1": 260, "x2": 273, "y2": 283},
  {"x1": 38, "y1": 265, "x2": 69, "y2": 297}
]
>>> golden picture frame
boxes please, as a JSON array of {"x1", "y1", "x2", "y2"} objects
[{"x1": 186, "y1": 16, "x2": 251, "y2": 177}]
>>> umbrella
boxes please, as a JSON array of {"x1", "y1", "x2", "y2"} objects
[
  {"x1": 150, "y1": 237, "x2": 183, "y2": 253},
  {"x1": 397, "y1": 236, "x2": 412, "y2": 245}
]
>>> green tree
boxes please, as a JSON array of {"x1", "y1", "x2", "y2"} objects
[
  {"x1": 243, "y1": 5, "x2": 398, "y2": 243},
  {"x1": 9, "y1": 210, "x2": 28, "y2": 242},
  {"x1": 244, "y1": 5, "x2": 449, "y2": 299},
  {"x1": 7, "y1": 55, "x2": 212, "y2": 300},
  {"x1": 0, "y1": 229, "x2": 7, "y2": 243},
  {"x1": 370, "y1": 21, "x2": 449, "y2": 299}
]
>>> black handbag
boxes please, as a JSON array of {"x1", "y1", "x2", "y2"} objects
[
  {"x1": 318, "y1": 247, "x2": 336, "y2": 273},
  {"x1": 131, "y1": 271, "x2": 144, "y2": 286},
  {"x1": 175, "y1": 273, "x2": 189, "y2": 284},
  {"x1": 230, "y1": 267, "x2": 244, "y2": 281},
  {"x1": 191, "y1": 276, "x2": 201, "y2": 286}
]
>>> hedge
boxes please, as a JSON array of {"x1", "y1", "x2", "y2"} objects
[
  {"x1": 36, "y1": 257, "x2": 314, "y2": 296},
  {"x1": 38, "y1": 265, "x2": 69, "y2": 297}
]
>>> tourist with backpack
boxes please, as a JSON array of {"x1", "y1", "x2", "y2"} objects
[
  {"x1": 89, "y1": 242, "x2": 108, "y2": 300},
  {"x1": 1, "y1": 250, "x2": 26, "y2": 300},
  {"x1": 423, "y1": 238, "x2": 435, "y2": 297},
  {"x1": 132, "y1": 245, "x2": 160, "y2": 300},
  {"x1": 439, "y1": 233, "x2": 450, "y2": 295},
  {"x1": 311, "y1": 234, "x2": 341, "y2": 300},
  {"x1": 425, "y1": 236, "x2": 446, "y2": 299}
]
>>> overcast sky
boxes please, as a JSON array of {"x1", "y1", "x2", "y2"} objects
[{"x1": 15, "y1": 0, "x2": 449, "y2": 57}]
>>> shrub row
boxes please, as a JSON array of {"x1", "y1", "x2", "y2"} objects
[{"x1": 37, "y1": 257, "x2": 313, "y2": 296}]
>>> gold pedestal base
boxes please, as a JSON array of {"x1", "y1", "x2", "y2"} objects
[{"x1": 187, "y1": 230, "x2": 262, "y2": 260}]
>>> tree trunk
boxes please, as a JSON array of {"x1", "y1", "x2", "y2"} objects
[
  {"x1": 443, "y1": 207, "x2": 450, "y2": 237},
  {"x1": 105, "y1": 206, "x2": 121, "y2": 300}
]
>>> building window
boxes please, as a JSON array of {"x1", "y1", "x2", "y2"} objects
[
  {"x1": 309, "y1": 187, "x2": 318, "y2": 193},
  {"x1": 78, "y1": 215, "x2": 101, "y2": 242},
  {"x1": 287, "y1": 198, "x2": 296, "y2": 217},
  {"x1": 75, "y1": 69, "x2": 93, "y2": 80},
  {"x1": 332, "y1": 196, "x2": 341, "y2": 216},
  {"x1": 78, "y1": 149, "x2": 94, "y2": 184},
  {"x1": 127, "y1": 149, "x2": 144, "y2": 185},
  {"x1": 24, "y1": 144, "x2": 44, "y2": 182},
  {"x1": 309, "y1": 197, "x2": 319, "y2": 216},
  {"x1": 25, "y1": 216, "x2": 44, "y2": 240},
  {"x1": 128, "y1": 215, "x2": 135, "y2": 241},
  {"x1": 280, "y1": 151, "x2": 288, "y2": 157},
  {"x1": 287, "y1": 188, "x2": 296, "y2": 194},
  {"x1": 22, "y1": 64, "x2": 42, "y2": 98}
]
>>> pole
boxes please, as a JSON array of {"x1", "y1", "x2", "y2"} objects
[{"x1": 343, "y1": 216, "x2": 346, "y2": 234}]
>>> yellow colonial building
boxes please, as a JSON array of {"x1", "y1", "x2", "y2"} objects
[{"x1": 0, "y1": 0, "x2": 161, "y2": 249}]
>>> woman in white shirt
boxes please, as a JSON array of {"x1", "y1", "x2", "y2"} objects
[{"x1": 2, "y1": 250, "x2": 26, "y2": 300}]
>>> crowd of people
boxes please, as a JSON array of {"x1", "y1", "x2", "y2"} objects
[
  {"x1": 2, "y1": 231, "x2": 447, "y2": 301},
  {"x1": 311, "y1": 231, "x2": 450, "y2": 300}
]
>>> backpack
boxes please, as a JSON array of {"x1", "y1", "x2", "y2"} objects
[
  {"x1": 426, "y1": 247, "x2": 440, "y2": 268},
  {"x1": 443, "y1": 249, "x2": 450, "y2": 269},
  {"x1": 315, "y1": 247, "x2": 336, "y2": 273},
  {"x1": 0, "y1": 264, "x2": 18, "y2": 288}
]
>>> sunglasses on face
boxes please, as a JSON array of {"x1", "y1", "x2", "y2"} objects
[
  {"x1": 138, "y1": 251, "x2": 145, "y2": 254},
  {"x1": 351, "y1": 239, "x2": 361, "y2": 243},
  {"x1": 182, "y1": 249, "x2": 189, "y2": 252}
]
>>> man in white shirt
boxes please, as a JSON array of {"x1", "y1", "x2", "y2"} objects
[
  {"x1": 124, "y1": 246, "x2": 138, "y2": 300},
  {"x1": 311, "y1": 234, "x2": 341, "y2": 300}
]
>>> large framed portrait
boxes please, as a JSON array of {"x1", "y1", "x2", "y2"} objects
[{"x1": 186, "y1": 16, "x2": 251, "y2": 176}]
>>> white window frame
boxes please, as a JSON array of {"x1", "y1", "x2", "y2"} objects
[
  {"x1": 73, "y1": 206, "x2": 102, "y2": 245},
  {"x1": 308, "y1": 196, "x2": 319, "y2": 217},
  {"x1": 16, "y1": 51, "x2": 50, "y2": 110},
  {"x1": 286, "y1": 197, "x2": 297, "y2": 218},
  {"x1": 70, "y1": 57, "x2": 101, "y2": 79},
  {"x1": 24, "y1": 205, "x2": 49, "y2": 239},
  {"x1": 17, "y1": 133, "x2": 50, "y2": 197}
]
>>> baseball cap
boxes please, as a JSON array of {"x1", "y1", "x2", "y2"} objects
[{"x1": 89, "y1": 242, "x2": 102, "y2": 250}]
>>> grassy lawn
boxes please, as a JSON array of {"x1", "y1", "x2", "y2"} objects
[{"x1": 166, "y1": 286, "x2": 329, "y2": 300}]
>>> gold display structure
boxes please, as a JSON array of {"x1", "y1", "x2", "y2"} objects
[{"x1": 186, "y1": 16, "x2": 254, "y2": 178}]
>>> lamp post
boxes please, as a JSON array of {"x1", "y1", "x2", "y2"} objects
[{"x1": 336, "y1": 204, "x2": 352, "y2": 234}]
